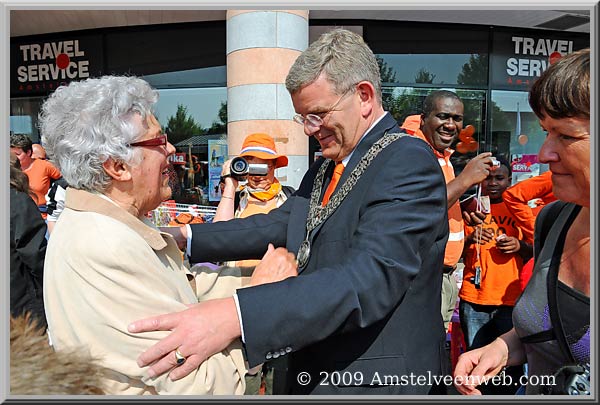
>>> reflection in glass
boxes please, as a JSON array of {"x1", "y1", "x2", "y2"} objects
[
  {"x1": 382, "y1": 86, "x2": 486, "y2": 177},
  {"x1": 377, "y1": 54, "x2": 488, "y2": 86},
  {"x1": 10, "y1": 96, "x2": 44, "y2": 142},
  {"x1": 151, "y1": 86, "x2": 227, "y2": 203},
  {"x1": 490, "y1": 90, "x2": 549, "y2": 184}
]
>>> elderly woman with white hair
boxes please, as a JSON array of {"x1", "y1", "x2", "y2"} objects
[{"x1": 40, "y1": 76, "x2": 297, "y2": 395}]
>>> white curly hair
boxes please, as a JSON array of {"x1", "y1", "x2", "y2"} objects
[{"x1": 39, "y1": 75, "x2": 159, "y2": 192}]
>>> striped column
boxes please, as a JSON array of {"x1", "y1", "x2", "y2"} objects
[{"x1": 226, "y1": 10, "x2": 309, "y2": 188}]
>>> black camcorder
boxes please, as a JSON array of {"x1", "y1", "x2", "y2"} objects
[{"x1": 229, "y1": 157, "x2": 269, "y2": 181}]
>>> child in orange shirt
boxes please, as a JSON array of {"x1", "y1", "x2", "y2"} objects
[{"x1": 458, "y1": 161, "x2": 532, "y2": 394}]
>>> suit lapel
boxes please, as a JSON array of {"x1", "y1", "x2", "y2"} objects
[{"x1": 306, "y1": 113, "x2": 401, "y2": 255}]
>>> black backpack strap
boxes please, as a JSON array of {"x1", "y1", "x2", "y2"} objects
[
  {"x1": 533, "y1": 201, "x2": 568, "y2": 262},
  {"x1": 546, "y1": 204, "x2": 582, "y2": 363},
  {"x1": 518, "y1": 201, "x2": 570, "y2": 347},
  {"x1": 519, "y1": 329, "x2": 556, "y2": 344}
]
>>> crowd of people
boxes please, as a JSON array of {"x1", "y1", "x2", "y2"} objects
[{"x1": 8, "y1": 28, "x2": 590, "y2": 397}]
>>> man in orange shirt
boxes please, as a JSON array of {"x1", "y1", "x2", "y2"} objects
[
  {"x1": 401, "y1": 90, "x2": 495, "y2": 333},
  {"x1": 458, "y1": 161, "x2": 532, "y2": 394},
  {"x1": 503, "y1": 171, "x2": 556, "y2": 290},
  {"x1": 503, "y1": 170, "x2": 555, "y2": 245},
  {"x1": 10, "y1": 134, "x2": 62, "y2": 218}
]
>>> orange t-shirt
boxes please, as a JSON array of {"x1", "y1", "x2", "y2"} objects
[
  {"x1": 24, "y1": 158, "x2": 62, "y2": 212},
  {"x1": 503, "y1": 171, "x2": 556, "y2": 244},
  {"x1": 459, "y1": 200, "x2": 524, "y2": 306}
]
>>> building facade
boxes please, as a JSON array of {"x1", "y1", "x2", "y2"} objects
[{"x1": 10, "y1": 10, "x2": 591, "y2": 196}]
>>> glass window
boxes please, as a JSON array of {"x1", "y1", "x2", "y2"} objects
[
  {"x1": 10, "y1": 96, "x2": 44, "y2": 142},
  {"x1": 380, "y1": 86, "x2": 487, "y2": 189},
  {"x1": 490, "y1": 90, "x2": 548, "y2": 184},
  {"x1": 150, "y1": 86, "x2": 227, "y2": 198},
  {"x1": 154, "y1": 87, "x2": 227, "y2": 141},
  {"x1": 365, "y1": 22, "x2": 489, "y2": 87},
  {"x1": 143, "y1": 66, "x2": 226, "y2": 89},
  {"x1": 377, "y1": 53, "x2": 488, "y2": 86}
]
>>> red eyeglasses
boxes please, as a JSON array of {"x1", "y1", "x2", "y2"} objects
[{"x1": 128, "y1": 134, "x2": 168, "y2": 148}]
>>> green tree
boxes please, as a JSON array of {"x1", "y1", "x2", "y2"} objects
[
  {"x1": 376, "y1": 56, "x2": 397, "y2": 84},
  {"x1": 384, "y1": 88, "x2": 427, "y2": 123},
  {"x1": 206, "y1": 101, "x2": 227, "y2": 134},
  {"x1": 414, "y1": 68, "x2": 436, "y2": 84},
  {"x1": 457, "y1": 54, "x2": 488, "y2": 86},
  {"x1": 164, "y1": 104, "x2": 204, "y2": 145}
]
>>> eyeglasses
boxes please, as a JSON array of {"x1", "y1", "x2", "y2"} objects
[
  {"x1": 293, "y1": 86, "x2": 356, "y2": 132},
  {"x1": 128, "y1": 134, "x2": 168, "y2": 148}
]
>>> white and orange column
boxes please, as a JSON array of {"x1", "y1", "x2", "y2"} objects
[{"x1": 226, "y1": 10, "x2": 309, "y2": 188}]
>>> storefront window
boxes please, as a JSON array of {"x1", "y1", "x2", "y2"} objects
[
  {"x1": 382, "y1": 86, "x2": 486, "y2": 171},
  {"x1": 377, "y1": 53, "x2": 488, "y2": 87},
  {"x1": 142, "y1": 67, "x2": 228, "y2": 203},
  {"x1": 10, "y1": 96, "x2": 45, "y2": 142},
  {"x1": 490, "y1": 90, "x2": 548, "y2": 184}
]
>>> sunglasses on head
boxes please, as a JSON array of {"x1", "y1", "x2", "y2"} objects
[{"x1": 128, "y1": 134, "x2": 168, "y2": 148}]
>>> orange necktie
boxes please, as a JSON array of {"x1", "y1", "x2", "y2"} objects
[{"x1": 321, "y1": 162, "x2": 345, "y2": 206}]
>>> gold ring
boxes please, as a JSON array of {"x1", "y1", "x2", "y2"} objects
[{"x1": 175, "y1": 349, "x2": 186, "y2": 366}]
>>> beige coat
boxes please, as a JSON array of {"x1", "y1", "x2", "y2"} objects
[{"x1": 44, "y1": 188, "x2": 250, "y2": 395}]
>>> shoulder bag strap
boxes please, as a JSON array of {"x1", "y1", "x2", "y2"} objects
[{"x1": 546, "y1": 204, "x2": 581, "y2": 362}]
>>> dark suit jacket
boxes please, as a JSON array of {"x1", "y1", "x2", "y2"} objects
[
  {"x1": 190, "y1": 113, "x2": 449, "y2": 394},
  {"x1": 10, "y1": 187, "x2": 48, "y2": 328}
]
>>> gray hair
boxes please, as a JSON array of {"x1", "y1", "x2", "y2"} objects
[
  {"x1": 39, "y1": 76, "x2": 158, "y2": 192},
  {"x1": 285, "y1": 28, "x2": 382, "y2": 104}
]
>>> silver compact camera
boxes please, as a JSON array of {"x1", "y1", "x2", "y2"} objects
[
  {"x1": 490, "y1": 157, "x2": 501, "y2": 167},
  {"x1": 230, "y1": 157, "x2": 269, "y2": 181}
]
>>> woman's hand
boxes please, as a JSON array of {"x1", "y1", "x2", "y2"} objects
[{"x1": 453, "y1": 337, "x2": 510, "y2": 395}]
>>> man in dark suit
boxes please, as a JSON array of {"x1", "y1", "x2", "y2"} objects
[{"x1": 129, "y1": 29, "x2": 449, "y2": 394}]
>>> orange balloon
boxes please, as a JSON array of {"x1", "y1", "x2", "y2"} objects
[
  {"x1": 466, "y1": 140, "x2": 479, "y2": 152},
  {"x1": 459, "y1": 125, "x2": 475, "y2": 141},
  {"x1": 455, "y1": 142, "x2": 469, "y2": 154},
  {"x1": 518, "y1": 134, "x2": 528, "y2": 146}
]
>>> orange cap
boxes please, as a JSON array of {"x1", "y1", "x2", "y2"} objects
[{"x1": 239, "y1": 133, "x2": 288, "y2": 168}]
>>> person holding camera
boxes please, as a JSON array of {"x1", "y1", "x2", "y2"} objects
[
  {"x1": 213, "y1": 132, "x2": 294, "y2": 395},
  {"x1": 454, "y1": 48, "x2": 590, "y2": 395},
  {"x1": 214, "y1": 133, "x2": 294, "y2": 226}
]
